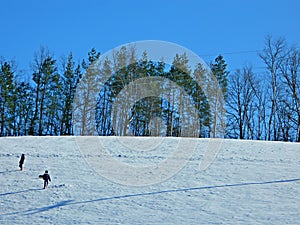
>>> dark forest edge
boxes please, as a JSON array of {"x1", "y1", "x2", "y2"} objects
[{"x1": 0, "y1": 36, "x2": 299, "y2": 142}]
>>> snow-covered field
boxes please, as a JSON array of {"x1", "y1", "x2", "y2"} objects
[{"x1": 0, "y1": 136, "x2": 299, "y2": 224}]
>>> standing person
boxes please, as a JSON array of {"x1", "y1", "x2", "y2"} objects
[
  {"x1": 42, "y1": 170, "x2": 51, "y2": 189},
  {"x1": 19, "y1": 154, "x2": 25, "y2": 171}
]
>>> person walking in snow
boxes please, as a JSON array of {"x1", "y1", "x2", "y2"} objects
[
  {"x1": 41, "y1": 170, "x2": 51, "y2": 189},
  {"x1": 19, "y1": 154, "x2": 25, "y2": 171}
]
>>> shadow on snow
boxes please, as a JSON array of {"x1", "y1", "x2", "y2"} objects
[
  {"x1": 2, "y1": 178, "x2": 300, "y2": 216},
  {"x1": 0, "y1": 188, "x2": 42, "y2": 197},
  {"x1": 73, "y1": 177, "x2": 300, "y2": 204},
  {"x1": 0, "y1": 169, "x2": 20, "y2": 175}
]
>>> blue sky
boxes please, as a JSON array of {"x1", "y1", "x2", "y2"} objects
[{"x1": 1, "y1": 0, "x2": 300, "y2": 75}]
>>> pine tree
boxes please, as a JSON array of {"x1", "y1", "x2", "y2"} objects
[
  {"x1": 73, "y1": 48, "x2": 101, "y2": 135},
  {"x1": 211, "y1": 55, "x2": 229, "y2": 99},
  {"x1": 60, "y1": 53, "x2": 82, "y2": 135},
  {"x1": 15, "y1": 82, "x2": 34, "y2": 135},
  {"x1": 0, "y1": 61, "x2": 16, "y2": 136},
  {"x1": 210, "y1": 55, "x2": 229, "y2": 137},
  {"x1": 96, "y1": 56, "x2": 113, "y2": 135},
  {"x1": 30, "y1": 47, "x2": 59, "y2": 135}
]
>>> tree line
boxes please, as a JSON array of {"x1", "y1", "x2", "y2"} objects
[
  {"x1": 0, "y1": 47, "x2": 82, "y2": 136},
  {"x1": 75, "y1": 49, "x2": 212, "y2": 137},
  {"x1": 226, "y1": 36, "x2": 300, "y2": 142},
  {"x1": 0, "y1": 36, "x2": 299, "y2": 141}
]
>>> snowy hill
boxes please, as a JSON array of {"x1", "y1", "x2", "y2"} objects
[{"x1": 0, "y1": 136, "x2": 299, "y2": 224}]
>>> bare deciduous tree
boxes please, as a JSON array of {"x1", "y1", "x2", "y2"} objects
[{"x1": 259, "y1": 36, "x2": 288, "y2": 141}]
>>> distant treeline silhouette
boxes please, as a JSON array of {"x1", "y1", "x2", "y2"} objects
[{"x1": 0, "y1": 36, "x2": 299, "y2": 142}]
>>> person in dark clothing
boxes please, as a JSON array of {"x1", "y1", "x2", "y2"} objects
[
  {"x1": 19, "y1": 154, "x2": 25, "y2": 171},
  {"x1": 42, "y1": 170, "x2": 51, "y2": 189}
]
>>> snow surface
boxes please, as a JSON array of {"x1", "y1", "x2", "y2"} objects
[{"x1": 0, "y1": 136, "x2": 300, "y2": 224}]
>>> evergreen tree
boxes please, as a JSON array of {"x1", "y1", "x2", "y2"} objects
[
  {"x1": 168, "y1": 53, "x2": 210, "y2": 137},
  {"x1": 73, "y1": 48, "x2": 100, "y2": 135},
  {"x1": 96, "y1": 56, "x2": 113, "y2": 135},
  {"x1": 60, "y1": 53, "x2": 82, "y2": 135},
  {"x1": 210, "y1": 55, "x2": 229, "y2": 137},
  {"x1": 0, "y1": 61, "x2": 16, "y2": 136},
  {"x1": 30, "y1": 47, "x2": 59, "y2": 135},
  {"x1": 15, "y1": 81, "x2": 34, "y2": 135},
  {"x1": 211, "y1": 55, "x2": 229, "y2": 99}
]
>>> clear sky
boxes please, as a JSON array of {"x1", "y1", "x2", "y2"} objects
[{"x1": 1, "y1": 0, "x2": 299, "y2": 75}]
